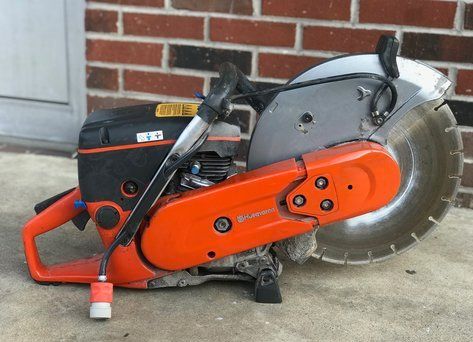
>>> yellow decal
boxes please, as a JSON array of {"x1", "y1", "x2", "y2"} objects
[{"x1": 155, "y1": 103, "x2": 199, "y2": 118}]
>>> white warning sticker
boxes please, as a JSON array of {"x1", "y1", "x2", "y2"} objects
[{"x1": 136, "y1": 130, "x2": 164, "y2": 143}]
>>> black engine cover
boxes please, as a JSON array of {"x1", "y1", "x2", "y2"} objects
[{"x1": 78, "y1": 103, "x2": 240, "y2": 210}]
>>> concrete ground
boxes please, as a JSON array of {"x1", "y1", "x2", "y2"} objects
[{"x1": 0, "y1": 151, "x2": 472, "y2": 342}]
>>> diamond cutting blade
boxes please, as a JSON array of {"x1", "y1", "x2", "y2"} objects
[{"x1": 311, "y1": 101, "x2": 463, "y2": 264}]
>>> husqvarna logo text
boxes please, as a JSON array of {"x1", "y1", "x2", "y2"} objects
[{"x1": 236, "y1": 208, "x2": 276, "y2": 223}]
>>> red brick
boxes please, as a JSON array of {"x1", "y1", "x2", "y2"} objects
[
  {"x1": 172, "y1": 0, "x2": 252, "y2": 15},
  {"x1": 124, "y1": 70, "x2": 204, "y2": 97},
  {"x1": 123, "y1": 13, "x2": 204, "y2": 39},
  {"x1": 90, "y1": 0, "x2": 164, "y2": 6},
  {"x1": 448, "y1": 100, "x2": 473, "y2": 126},
  {"x1": 303, "y1": 26, "x2": 394, "y2": 53},
  {"x1": 170, "y1": 45, "x2": 252, "y2": 74},
  {"x1": 259, "y1": 53, "x2": 324, "y2": 79},
  {"x1": 465, "y1": 3, "x2": 473, "y2": 30},
  {"x1": 402, "y1": 33, "x2": 473, "y2": 63},
  {"x1": 85, "y1": 9, "x2": 118, "y2": 33},
  {"x1": 210, "y1": 18, "x2": 295, "y2": 47},
  {"x1": 87, "y1": 39, "x2": 163, "y2": 66},
  {"x1": 262, "y1": 0, "x2": 350, "y2": 21},
  {"x1": 359, "y1": 0, "x2": 457, "y2": 28},
  {"x1": 86, "y1": 66, "x2": 119, "y2": 90},
  {"x1": 462, "y1": 131, "x2": 473, "y2": 159},
  {"x1": 87, "y1": 95, "x2": 150, "y2": 113},
  {"x1": 456, "y1": 70, "x2": 473, "y2": 95}
]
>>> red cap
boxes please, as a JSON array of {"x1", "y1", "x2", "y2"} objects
[{"x1": 90, "y1": 282, "x2": 113, "y2": 303}]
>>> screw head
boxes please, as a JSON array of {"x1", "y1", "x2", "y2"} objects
[
  {"x1": 320, "y1": 199, "x2": 334, "y2": 211},
  {"x1": 190, "y1": 161, "x2": 201, "y2": 175},
  {"x1": 301, "y1": 112, "x2": 314, "y2": 123},
  {"x1": 214, "y1": 217, "x2": 232, "y2": 233},
  {"x1": 315, "y1": 177, "x2": 329, "y2": 190},
  {"x1": 293, "y1": 195, "x2": 306, "y2": 207},
  {"x1": 373, "y1": 116, "x2": 384, "y2": 126},
  {"x1": 123, "y1": 181, "x2": 138, "y2": 195}
]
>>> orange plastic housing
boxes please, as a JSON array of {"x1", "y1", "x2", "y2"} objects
[
  {"x1": 141, "y1": 142, "x2": 400, "y2": 271},
  {"x1": 22, "y1": 142, "x2": 400, "y2": 286},
  {"x1": 286, "y1": 142, "x2": 401, "y2": 225},
  {"x1": 22, "y1": 189, "x2": 171, "y2": 288}
]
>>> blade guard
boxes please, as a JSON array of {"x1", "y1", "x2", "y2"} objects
[
  {"x1": 286, "y1": 142, "x2": 401, "y2": 226},
  {"x1": 247, "y1": 54, "x2": 451, "y2": 171},
  {"x1": 141, "y1": 142, "x2": 401, "y2": 271}
]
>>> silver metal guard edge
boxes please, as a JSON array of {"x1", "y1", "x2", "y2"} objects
[
  {"x1": 370, "y1": 57, "x2": 452, "y2": 143},
  {"x1": 246, "y1": 54, "x2": 452, "y2": 170}
]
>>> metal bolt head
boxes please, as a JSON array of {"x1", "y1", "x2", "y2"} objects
[
  {"x1": 222, "y1": 99, "x2": 234, "y2": 117},
  {"x1": 177, "y1": 279, "x2": 187, "y2": 287},
  {"x1": 293, "y1": 195, "x2": 306, "y2": 207},
  {"x1": 190, "y1": 160, "x2": 201, "y2": 175},
  {"x1": 123, "y1": 181, "x2": 138, "y2": 195},
  {"x1": 214, "y1": 217, "x2": 232, "y2": 233},
  {"x1": 301, "y1": 112, "x2": 314, "y2": 123},
  {"x1": 373, "y1": 116, "x2": 384, "y2": 126},
  {"x1": 320, "y1": 199, "x2": 334, "y2": 211},
  {"x1": 315, "y1": 177, "x2": 329, "y2": 190}
]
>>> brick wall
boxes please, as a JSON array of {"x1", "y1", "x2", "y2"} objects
[{"x1": 85, "y1": 0, "x2": 473, "y2": 208}]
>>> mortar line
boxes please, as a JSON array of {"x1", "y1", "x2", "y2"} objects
[{"x1": 350, "y1": 0, "x2": 360, "y2": 24}]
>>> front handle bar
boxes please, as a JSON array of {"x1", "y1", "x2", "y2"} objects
[
  {"x1": 197, "y1": 62, "x2": 267, "y2": 123},
  {"x1": 197, "y1": 62, "x2": 238, "y2": 123}
]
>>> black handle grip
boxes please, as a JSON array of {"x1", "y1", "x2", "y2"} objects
[
  {"x1": 198, "y1": 62, "x2": 238, "y2": 123},
  {"x1": 235, "y1": 69, "x2": 267, "y2": 113},
  {"x1": 198, "y1": 62, "x2": 268, "y2": 122}
]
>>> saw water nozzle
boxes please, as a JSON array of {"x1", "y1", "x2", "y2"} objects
[{"x1": 89, "y1": 282, "x2": 113, "y2": 320}]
